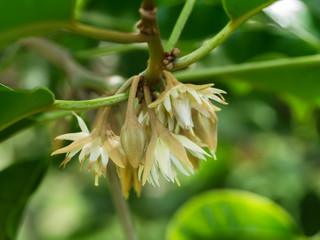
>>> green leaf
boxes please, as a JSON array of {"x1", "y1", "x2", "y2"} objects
[
  {"x1": 0, "y1": 159, "x2": 49, "y2": 240},
  {"x1": 167, "y1": 189, "x2": 302, "y2": 240},
  {"x1": 0, "y1": 84, "x2": 55, "y2": 131},
  {"x1": 222, "y1": 0, "x2": 277, "y2": 21},
  {"x1": 175, "y1": 54, "x2": 320, "y2": 105},
  {"x1": 0, "y1": 111, "x2": 71, "y2": 143},
  {"x1": 0, "y1": 0, "x2": 74, "y2": 47}
]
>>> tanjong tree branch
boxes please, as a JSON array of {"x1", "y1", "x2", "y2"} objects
[{"x1": 139, "y1": 0, "x2": 165, "y2": 87}]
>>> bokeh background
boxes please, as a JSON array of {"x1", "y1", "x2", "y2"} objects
[{"x1": 1, "y1": 0, "x2": 320, "y2": 239}]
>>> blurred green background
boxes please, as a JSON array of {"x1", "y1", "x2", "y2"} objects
[{"x1": 1, "y1": 0, "x2": 320, "y2": 239}]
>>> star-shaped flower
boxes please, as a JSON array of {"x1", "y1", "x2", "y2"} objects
[
  {"x1": 149, "y1": 71, "x2": 226, "y2": 134},
  {"x1": 52, "y1": 113, "x2": 112, "y2": 186}
]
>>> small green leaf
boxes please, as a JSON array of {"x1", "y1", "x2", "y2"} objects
[
  {"x1": 167, "y1": 189, "x2": 302, "y2": 240},
  {"x1": 0, "y1": 84, "x2": 55, "y2": 131},
  {"x1": 222, "y1": 0, "x2": 277, "y2": 21},
  {"x1": 0, "y1": 0, "x2": 74, "y2": 46},
  {"x1": 0, "y1": 159, "x2": 49, "y2": 239}
]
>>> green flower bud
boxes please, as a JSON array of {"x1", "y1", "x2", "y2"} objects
[{"x1": 121, "y1": 117, "x2": 146, "y2": 168}]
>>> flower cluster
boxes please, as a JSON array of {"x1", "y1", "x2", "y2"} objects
[{"x1": 52, "y1": 72, "x2": 226, "y2": 197}]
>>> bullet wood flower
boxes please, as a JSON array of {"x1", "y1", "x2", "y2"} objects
[
  {"x1": 149, "y1": 71, "x2": 226, "y2": 134},
  {"x1": 139, "y1": 85, "x2": 210, "y2": 186},
  {"x1": 52, "y1": 112, "x2": 124, "y2": 186}
]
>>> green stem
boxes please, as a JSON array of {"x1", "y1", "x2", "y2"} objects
[
  {"x1": 172, "y1": 0, "x2": 279, "y2": 71},
  {"x1": 65, "y1": 23, "x2": 151, "y2": 44},
  {"x1": 107, "y1": 163, "x2": 137, "y2": 240},
  {"x1": 174, "y1": 54, "x2": 320, "y2": 82},
  {"x1": 165, "y1": 0, "x2": 197, "y2": 50},
  {"x1": 52, "y1": 92, "x2": 129, "y2": 111},
  {"x1": 0, "y1": 21, "x2": 151, "y2": 48},
  {"x1": 140, "y1": 0, "x2": 165, "y2": 86},
  {"x1": 173, "y1": 20, "x2": 240, "y2": 70},
  {"x1": 143, "y1": 35, "x2": 164, "y2": 86},
  {"x1": 75, "y1": 44, "x2": 147, "y2": 59}
]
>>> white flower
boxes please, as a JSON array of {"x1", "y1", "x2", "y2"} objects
[
  {"x1": 139, "y1": 120, "x2": 210, "y2": 187},
  {"x1": 149, "y1": 72, "x2": 226, "y2": 133},
  {"x1": 51, "y1": 113, "x2": 110, "y2": 186}
]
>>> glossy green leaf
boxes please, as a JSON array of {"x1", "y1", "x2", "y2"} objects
[
  {"x1": 0, "y1": 0, "x2": 74, "y2": 46},
  {"x1": 167, "y1": 190, "x2": 302, "y2": 240},
  {"x1": 0, "y1": 84, "x2": 55, "y2": 131},
  {"x1": 0, "y1": 159, "x2": 49, "y2": 240},
  {"x1": 222, "y1": 0, "x2": 277, "y2": 20},
  {"x1": 175, "y1": 54, "x2": 320, "y2": 105},
  {"x1": 0, "y1": 111, "x2": 71, "y2": 143}
]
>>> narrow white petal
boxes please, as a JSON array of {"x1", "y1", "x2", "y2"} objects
[
  {"x1": 79, "y1": 142, "x2": 94, "y2": 162},
  {"x1": 172, "y1": 99, "x2": 193, "y2": 129},
  {"x1": 188, "y1": 167, "x2": 195, "y2": 174},
  {"x1": 158, "y1": 105, "x2": 167, "y2": 125},
  {"x1": 173, "y1": 134, "x2": 209, "y2": 156},
  {"x1": 163, "y1": 96, "x2": 172, "y2": 113},
  {"x1": 170, "y1": 89, "x2": 179, "y2": 98},
  {"x1": 167, "y1": 153, "x2": 174, "y2": 181},
  {"x1": 189, "y1": 150, "x2": 206, "y2": 160},
  {"x1": 207, "y1": 94, "x2": 224, "y2": 103},
  {"x1": 100, "y1": 147, "x2": 109, "y2": 165},
  {"x1": 75, "y1": 115, "x2": 90, "y2": 134},
  {"x1": 89, "y1": 146, "x2": 100, "y2": 162},
  {"x1": 155, "y1": 139, "x2": 171, "y2": 180},
  {"x1": 168, "y1": 117, "x2": 175, "y2": 132},
  {"x1": 138, "y1": 166, "x2": 144, "y2": 181},
  {"x1": 187, "y1": 89, "x2": 202, "y2": 104},
  {"x1": 55, "y1": 132, "x2": 89, "y2": 141},
  {"x1": 170, "y1": 155, "x2": 190, "y2": 176},
  {"x1": 67, "y1": 149, "x2": 81, "y2": 159},
  {"x1": 207, "y1": 87, "x2": 227, "y2": 95},
  {"x1": 202, "y1": 98, "x2": 215, "y2": 112},
  {"x1": 151, "y1": 164, "x2": 160, "y2": 187}
]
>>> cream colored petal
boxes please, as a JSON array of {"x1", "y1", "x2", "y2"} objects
[
  {"x1": 156, "y1": 139, "x2": 172, "y2": 181},
  {"x1": 79, "y1": 142, "x2": 94, "y2": 163},
  {"x1": 191, "y1": 101, "x2": 211, "y2": 118},
  {"x1": 68, "y1": 149, "x2": 81, "y2": 159},
  {"x1": 170, "y1": 154, "x2": 190, "y2": 176},
  {"x1": 172, "y1": 99, "x2": 193, "y2": 129},
  {"x1": 173, "y1": 134, "x2": 210, "y2": 158},
  {"x1": 51, "y1": 135, "x2": 92, "y2": 155},
  {"x1": 151, "y1": 165, "x2": 160, "y2": 187},
  {"x1": 142, "y1": 130, "x2": 158, "y2": 185},
  {"x1": 206, "y1": 87, "x2": 227, "y2": 95},
  {"x1": 170, "y1": 89, "x2": 179, "y2": 98},
  {"x1": 55, "y1": 132, "x2": 89, "y2": 141},
  {"x1": 148, "y1": 89, "x2": 171, "y2": 108},
  {"x1": 100, "y1": 147, "x2": 109, "y2": 166},
  {"x1": 73, "y1": 113, "x2": 90, "y2": 134},
  {"x1": 187, "y1": 89, "x2": 202, "y2": 104},
  {"x1": 163, "y1": 96, "x2": 172, "y2": 113},
  {"x1": 168, "y1": 116, "x2": 175, "y2": 132},
  {"x1": 157, "y1": 122, "x2": 193, "y2": 169},
  {"x1": 104, "y1": 131, "x2": 125, "y2": 168},
  {"x1": 89, "y1": 145, "x2": 101, "y2": 162},
  {"x1": 184, "y1": 83, "x2": 214, "y2": 91}
]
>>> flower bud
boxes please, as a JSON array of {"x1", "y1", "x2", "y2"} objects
[
  {"x1": 193, "y1": 110, "x2": 217, "y2": 154},
  {"x1": 121, "y1": 116, "x2": 146, "y2": 169},
  {"x1": 171, "y1": 48, "x2": 181, "y2": 57}
]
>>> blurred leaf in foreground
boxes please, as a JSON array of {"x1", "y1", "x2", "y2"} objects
[
  {"x1": 0, "y1": 159, "x2": 49, "y2": 240},
  {"x1": 166, "y1": 189, "x2": 302, "y2": 240}
]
